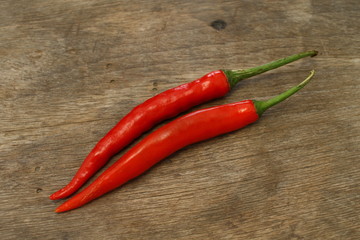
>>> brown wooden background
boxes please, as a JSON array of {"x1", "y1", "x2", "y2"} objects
[{"x1": 1, "y1": 0, "x2": 359, "y2": 239}]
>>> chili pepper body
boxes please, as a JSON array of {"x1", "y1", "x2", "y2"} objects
[
  {"x1": 55, "y1": 100, "x2": 259, "y2": 212},
  {"x1": 50, "y1": 51, "x2": 318, "y2": 200},
  {"x1": 50, "y1": 71, "x2": 229, "y2": 200}
]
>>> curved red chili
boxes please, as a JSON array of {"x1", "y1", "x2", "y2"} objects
[
  {"x1": 50, "y1": 51, "x2": 317, "y2": 200},
  {"x1": 55, "y1": 70, "x2": 315, "y2": 212}
]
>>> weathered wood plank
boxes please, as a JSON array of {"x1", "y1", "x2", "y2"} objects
[{"x1": 1, "y1": 0, "x2": 359, "y2": 239}]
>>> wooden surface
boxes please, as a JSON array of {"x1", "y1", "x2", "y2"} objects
[{"x1": 1, "y1": 0, "x2": 359, "y2": 239}]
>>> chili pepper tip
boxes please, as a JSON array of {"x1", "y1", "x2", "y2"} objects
[
  {"x1": 54, "y1": 206, "x2": 66, "y2": 213},
  {"x1": 50, "y1": 192, "x2": 62, "y2": 200}
]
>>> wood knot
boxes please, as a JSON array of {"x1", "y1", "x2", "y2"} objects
[{"x1": 210, "y1": 20, "x2": 227, "y2": 31}]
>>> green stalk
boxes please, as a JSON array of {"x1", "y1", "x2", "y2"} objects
[
  {"x1": 253, "y1": 70, "x2": 315, "y2": 116},
  {"x1": 223, "y1": 50, "x2": 318, "y2": 88}
]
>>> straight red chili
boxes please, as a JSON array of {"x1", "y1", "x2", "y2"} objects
[
  {"x1": 55, "y1": 70, "x2": 315, "y2": 212},
  {"x1": 50, "y1": 51, "x2": 317, "y2": 200}
]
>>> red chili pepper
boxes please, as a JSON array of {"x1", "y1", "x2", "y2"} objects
[
  {"x1": 55, "y1": 70, "x2": 315, "y2": 212},
  {"x1": 50, "y1": 51, "x2": 317, "y2": 200}
]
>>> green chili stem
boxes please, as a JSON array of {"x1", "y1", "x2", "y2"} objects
[
  {"x1": 223, "y1": 50, "x2": 318, "y2": 88},
  {"x1": 254, "y1": 70, "x2": 315, "y2": 116}
]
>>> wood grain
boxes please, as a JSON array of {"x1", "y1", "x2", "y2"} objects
[{"x1": 1, "y1": 0, "x2": 359, "y2": 239}]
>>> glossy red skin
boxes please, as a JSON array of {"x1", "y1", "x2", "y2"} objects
[
  {"x1": 56, "y1": 100, "x2": 259, "y2": 212},
  {"x1": 50, "y1": 70, "x2": 230, "y2": 200}
]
